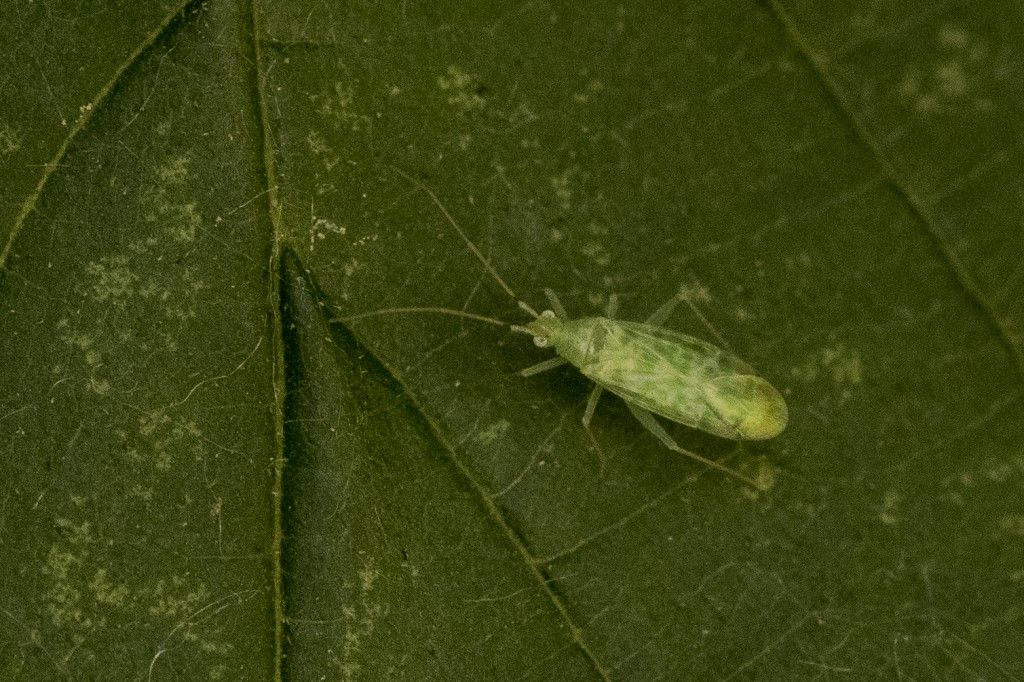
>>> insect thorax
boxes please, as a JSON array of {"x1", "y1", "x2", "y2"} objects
[{"x1": 550, "y1": 318, "x2": 611, "y2": 369}]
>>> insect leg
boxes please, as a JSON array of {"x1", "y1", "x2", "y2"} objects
[
  {"x1": 543, "y1": 288, "x2": 569, "y2": 320},
  {"x1": 623, "y1": 402, "x2": 762, "y2": 489},
  {"x1": 644, "y1": 292, "x2": 683, "y2": 327},
  {"x1": 605, "y1": 293, "x2": 619, "y2": 319},
  {"x1": 520, "y1": 356, "x2": 569, "y2": 377},
  {"x1": 581, "y1": 384, "x2": 608, "y2": 477},
  {"x1": 678, "y1": 294, "x2": 732, "y2": 351},
  {"x1": 582, "y1": 384, "x2": 604, "y2": 427},
  {"x1": 644, "y1": 289, "x2": 733, "y2": 350}
]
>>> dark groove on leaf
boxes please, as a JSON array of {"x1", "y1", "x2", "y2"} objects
[
  {"x1": 766, "y1": 0, "x2": 1024, "y2": 383},
  {"x1": 279, "y1": 248, "x2": 611, "y2": 681},
  {"x1": 0, "y1": 0, "x2": 201, "y2": 273}
]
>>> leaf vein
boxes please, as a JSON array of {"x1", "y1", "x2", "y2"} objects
[
  {"x1": 242, "y1": 0, "x2": 287, "y2": 680},
  {"x1": 357, "y1": 335, "x2": 613, "y2": 681},
  {"x1": 0, "y1": 0, "x2": 201, "y2": 271},
  {"x1": 766, "y1": 0, "x2": 1024, "y2": 382}
]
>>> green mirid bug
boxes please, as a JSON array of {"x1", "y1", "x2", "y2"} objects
[{"x1": 349, "y1": 171, "x2": 788, "y2": 489}]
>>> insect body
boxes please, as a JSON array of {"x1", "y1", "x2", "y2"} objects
[
  {"x1": 523, "y1": 313, "x2": 788, "y2": 442},
  {"x1": 348, "y1": 169, "x2": 788, "y2": 489}
]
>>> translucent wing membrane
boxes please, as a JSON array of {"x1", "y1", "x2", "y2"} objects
[{"x1": 563, "y1": 320, "x2": 785, "y2": 440}]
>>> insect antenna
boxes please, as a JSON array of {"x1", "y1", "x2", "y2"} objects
[
  {"x1": 338, "y1": 307, "x2": 509, "y2": 327},
  {"x1": 390, "y1": 166, "x2": 540, "y2": 318}
]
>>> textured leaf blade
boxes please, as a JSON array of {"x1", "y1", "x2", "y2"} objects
[{"x1": 1, "y1": 2, "x2": 277, "y2": 678}]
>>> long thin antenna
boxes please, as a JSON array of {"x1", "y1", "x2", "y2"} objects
[
  {"x1": 338, "y1": 307, "x2": 507, "y2": 327},
  {"x1": 390, "y1": 166, "x2": 538, "y2": 317}
]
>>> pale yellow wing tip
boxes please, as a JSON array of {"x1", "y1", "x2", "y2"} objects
[
  {"x1": 736, "y1": 393, "x2": 788, "y2": 440},
  {"x1": 705, "y1": 374, "x2": 788, "y2": 441}
]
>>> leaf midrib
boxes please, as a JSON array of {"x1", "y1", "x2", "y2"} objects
[{"x1": 242, "y1": 0, "x2": 288, "y2": 678}]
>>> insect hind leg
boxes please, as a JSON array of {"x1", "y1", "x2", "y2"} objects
[
  {"x1": 581, "y1": 383, "x2": 608, "y2": 477},
  {"x1": 582, "y1": 384, "x2": 604, "y2": 427},
  {"x1": 624, "y1": 402, "x2": 762, "y2": 490}
]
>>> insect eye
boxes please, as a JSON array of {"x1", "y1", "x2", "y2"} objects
[
  {"x1": 533, "y1": 336, "x2": 549, "y2": 348},
  {"x1": 540, "y1": 310, "x2": 556, "y2": 319}
]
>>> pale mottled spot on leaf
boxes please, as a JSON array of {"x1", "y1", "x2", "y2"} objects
[
  {"x1": 147, "y1": 576, "x2": 212, "y2": 621},
  {"x1": 133, "y1": 411, "x2": 205, "y2": 472},
  {"x1": 935, "y1": 61, "x2": 968, "y2": 98},
  {"x1": 359, "y1": 561, "x2": 381, "y2": 593},
  {"x1": 573, "y1": 78, "x2": 605, "y2": 104},
  {"x1": 42, "y1": 518, "x2": 95, "y2": 628},
  {"x1": 937, "y1": 24, "x2": 971, "y2": 50},
  {"x1": 315, "y1": 81, "x2": 371, "y2": 133},
  {"x1": 998, "y1": 514, "x2": 1024, "y2": 537},
  {"x1": 130, "y1": 484, "x2": 154, "y2": 502},
  {"x1": 334, "y1": 557, "x2": 384, "y2": 681},
  {"x1": 88, "y1": 377, "x2": 112, "y2": 396},
  {"x1": 581, "y1": 241, "x2": 611, "y2": 267},
  {"x1": 437, "y1": 65, "x2": 487, "y2": 112},
  {"x1": 896, "y1": 25, "x2": 993, "y2": 116},
  {"x1": 477, "y1": 418, "x2": 511, "y2": 445},
  {"x1": 550, "y1": 166, "x2": 580, "y2": 210},
  {"x1": 306, "y1": 129, "x2": 331, "y2": 155},
  {"x1": 0, "y1": 119, "x2": 22, "y2": 155},
  {"x1": 60, "y1": 327, "x2": 113, "y2": 395},
  {"x1": 877, "y1": 490, "x2": 901, "y2": 526},
  {"x1": 144, "y1": 156, "x2": 205, "y2": 244},
  {"x1": 791, "y1": 342, "x2": 863, "y2": 387},
  {"x1": 306, "y1": 129, "x2": 340, "y2": 171},
  {"x1": 158, "y1": 155, "x2": 190, "y2": 185},
  {"x1": 90, "y1": 568, "x2": 130, "y2": 607},
  {"x1": 310, "y1": 216, "x2": 346, "y2": 250},
  {"x1": 739, "y1": 456, "x2": 779, "y2": 499},
  {"x1": 85, "y1": 255, "x2": 138, "y2": 303}
]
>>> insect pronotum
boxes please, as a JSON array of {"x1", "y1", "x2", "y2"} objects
[{"x1": 344, "y1": 169, "x2": 789, "y2": 489}]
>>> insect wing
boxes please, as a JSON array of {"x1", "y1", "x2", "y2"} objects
[{"x1": 577, "y1": 320, "x2": 755, "y2": 439}]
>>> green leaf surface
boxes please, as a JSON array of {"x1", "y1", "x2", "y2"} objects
[{"x1": 3, "y1": 1, "x2": 1023, "y2": 679}]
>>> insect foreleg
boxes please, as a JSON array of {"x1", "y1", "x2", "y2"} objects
[
  {"x1": 644, "y1": 288, "x2": 733, "y2": 351},
  {"x1": 519, "y1": 356, "x2": 569, "y2": 377},
  {"x1": 623, "y1": 402, "x2": 762, "y2": 490},
  {"x1": 679, "y1": 294, "x2": 731, "y2": 351},
  {"x1": 543, "y1": 288, "x2": 568, "y2": 320},
  {"x1": 644, "y1": 291, "x2": 683, "y2": 327},
  {"x1": 605, "y1": 293, "x2": 619, "y2": 319}
]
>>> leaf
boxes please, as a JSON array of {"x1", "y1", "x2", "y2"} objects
[{"x1": 3, "y1": 1, "x2": 1023, "y2": 679}]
